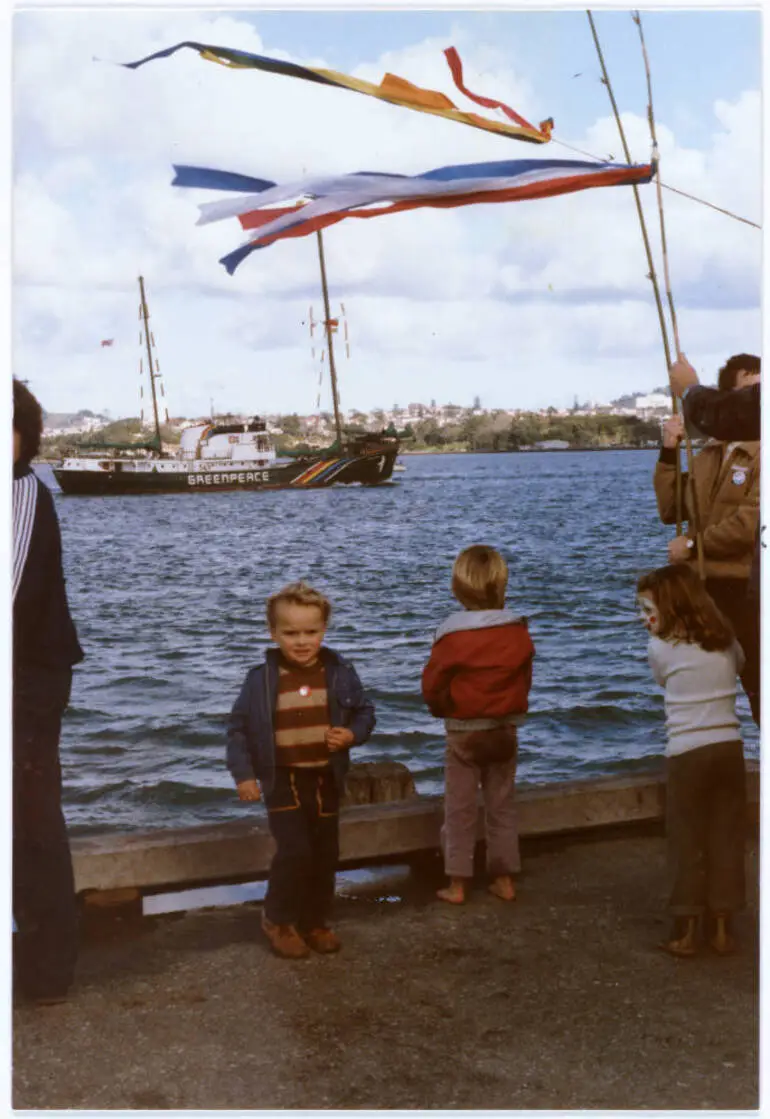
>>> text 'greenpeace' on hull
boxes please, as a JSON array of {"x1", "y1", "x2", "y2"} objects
[{"x1": 53, "y1": 445, "x2": 398, "y2": 495}]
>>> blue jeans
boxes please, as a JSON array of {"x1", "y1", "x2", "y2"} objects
[{"x1": 264, "y1": 767, "x2": 339, "y2": 930}]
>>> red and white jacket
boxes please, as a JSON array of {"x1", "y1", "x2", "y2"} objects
[{"x1": 421, "y1": 609, "x2": 535, "y2": 722}]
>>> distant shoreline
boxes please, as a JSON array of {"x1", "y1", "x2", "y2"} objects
[
  {"x1": 400, "y1": 445, "x2": 660, "y2": 456},
  {"x1": 37, "y1": 445, "x2": 662, "y2": 465}
]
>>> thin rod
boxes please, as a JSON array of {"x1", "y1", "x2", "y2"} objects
[
  {"x1": 138, "y1": 275, "x2": 162, "y2": 453},
  {"x1": 586, "y1": 10, "x2": 683, "y2": 537},
  {"x1": 548, "y1": 134, "x2": 760, "y2": 230},
  {"x1": 316, "y1": 231, "x2": 343, "y2": 447},
  {"x1": 633, "y1": 10, "x2": 705, "y2": 581}
]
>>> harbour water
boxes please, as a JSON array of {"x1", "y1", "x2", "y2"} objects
[{"x1": 40, "y1": 451, "x2": 758, "y2": 835}]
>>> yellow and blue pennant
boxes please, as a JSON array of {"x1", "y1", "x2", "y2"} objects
[{"x1": 122, "y1": 42, "x2": 553, "y2": 146}]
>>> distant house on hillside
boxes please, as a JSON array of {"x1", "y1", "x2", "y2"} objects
[{"x1": 634, "y1": 392, "x2": 670, "y2": 419}]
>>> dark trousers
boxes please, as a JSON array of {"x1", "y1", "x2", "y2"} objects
[
  {"x1": 705, "y1": 578, "x2": 760, "y2": 726},
  {"x1": 264, "y1": 767, "x2": 340, "y2": 930},
  {"x1": 13, "y1": 666, "x2": 78, "y2": 1000},
  {"x1": 666, "y1": 741, "x2": 746, "y2": 917}
]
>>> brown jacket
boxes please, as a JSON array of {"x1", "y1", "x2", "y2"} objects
[{"x1": 653, "y1": 440, "x2": 760, "y2": 580}]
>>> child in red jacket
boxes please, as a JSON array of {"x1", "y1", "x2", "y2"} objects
[{"x1": 422, "y1": 545, "x2": 535, "y2": 904}]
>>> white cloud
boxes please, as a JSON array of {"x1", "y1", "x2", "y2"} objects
[{"x1": 12, "y1": 9, "x2": 761, "y2": 417}]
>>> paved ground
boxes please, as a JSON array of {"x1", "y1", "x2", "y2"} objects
[{"x1": 13, "y1": 830, "x2": 758, "y2": 1110}]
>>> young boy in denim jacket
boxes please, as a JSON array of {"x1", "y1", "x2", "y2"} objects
[{"x1": 227, "y1": 582, "x2": 375, "y2": 958}]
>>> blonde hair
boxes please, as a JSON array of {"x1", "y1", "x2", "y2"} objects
[
  {"x1": 267, "y1": 582, "x2": 332, "y2": 629},
  {"x1": 451, "y1": 545, "x2": 508, "y2": 610}
]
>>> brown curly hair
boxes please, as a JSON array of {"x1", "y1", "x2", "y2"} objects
[{"x1": 637, "y1": 565, "x2": 734, "y2": 651}]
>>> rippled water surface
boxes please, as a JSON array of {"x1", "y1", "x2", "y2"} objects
[{"x1": 41, "y1": 452, "x2": 758, "y2": 835}]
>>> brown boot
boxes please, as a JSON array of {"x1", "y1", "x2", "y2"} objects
[
  {"x1": 709, "y1": 913, "x2": 739, "y2": 956},
  {"x1": 303, "y1": 927, "x2": 342, "y2": 954},
  {"x1": 261, "y1": 912, "x2": 310, "y2": 959},
  {"x1": 658, "y1": 916, "x2": 699, "y2": 957}
]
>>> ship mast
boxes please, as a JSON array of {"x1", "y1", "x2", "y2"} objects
[
  {"x1": 138, "y1": 275, "x2": 163, "y2": 454},
  {"x1": 315, "y1": 231, "x2": 343, "y2": 447}
]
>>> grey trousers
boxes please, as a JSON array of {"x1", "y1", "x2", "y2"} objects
[
  {"x1": 442, "y1": 726, "x2": 520, "y2": 879},
  {"x1": 666, "y1": 740, "x2": 746, "y2": 917}
]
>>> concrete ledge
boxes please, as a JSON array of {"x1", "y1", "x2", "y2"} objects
[{"x1": 72, "y1": 764, "x2": 759, "y2": 895}]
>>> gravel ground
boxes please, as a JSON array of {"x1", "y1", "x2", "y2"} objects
[{"x1": 13, "y1": 831, "x2": 758, "y2": 1110}]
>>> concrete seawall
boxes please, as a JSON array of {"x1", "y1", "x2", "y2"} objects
[{"x1": 72, "y1": 763, "x2": 759, "y2": 897}]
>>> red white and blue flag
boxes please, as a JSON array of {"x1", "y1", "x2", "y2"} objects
[{"x1": 170, "y1": 156, "x2": 656, "y2": 274}]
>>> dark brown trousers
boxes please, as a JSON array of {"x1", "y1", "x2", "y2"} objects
[
  {"x1": 705, "y1": 578, "x2": 760, "y2": 727},
  {"x1": 666, "y1": 740, "x2": 746, "y2": 917}
]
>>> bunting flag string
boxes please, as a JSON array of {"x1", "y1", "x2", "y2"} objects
[
  {"x1": 170, "y1": 156, "x2": 655, "y2": 274},
  {"x1": 121, "y1": 41, "x2": 554, "y2": 145}
]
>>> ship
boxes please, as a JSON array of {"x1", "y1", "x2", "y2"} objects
[
  {"x1": 53, "y1": 419, "x2": 400, "y2": 495},
  {"x1": 53, "y1": 240, "x2": 399, "y2": 495}
]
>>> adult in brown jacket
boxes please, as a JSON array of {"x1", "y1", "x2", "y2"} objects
[{"x1": 653, "y1": 353, "x2": 760, "y2": 723}]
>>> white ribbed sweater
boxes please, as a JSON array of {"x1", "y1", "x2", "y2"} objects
[{"x1": 647, "y1": 635, "x2": 744, "y2": 755}]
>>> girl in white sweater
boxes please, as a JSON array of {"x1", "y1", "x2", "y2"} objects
[{"x1": 637, "y1": 564, "x2": 746, "y2": 957}]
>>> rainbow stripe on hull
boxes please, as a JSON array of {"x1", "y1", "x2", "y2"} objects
[
  {"x1": 290, "y1": 457, "x2": 354, "y2": 486},
  {"x1": 53, "y1": 449, "x2": 397, "y2": 496}
]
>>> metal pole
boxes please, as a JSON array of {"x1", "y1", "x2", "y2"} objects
[
  {"x1": 138, "y1": 276, "x2": 163, "y2": 453},
  {"x1": 316, "y1": 231, "x2": 343, "y2": 447}
]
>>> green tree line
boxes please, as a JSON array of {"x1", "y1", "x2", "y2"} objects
[
  {"x1": 41, "y1": 418, "x2": 181, "y2": 458},
  {"x1": 407, "y1": 412, "x2": 662, "y2": 451}
]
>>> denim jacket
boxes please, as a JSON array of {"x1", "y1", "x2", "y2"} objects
[{"x1": 226, "y1": 646, "x2": 376, "y2": 795}]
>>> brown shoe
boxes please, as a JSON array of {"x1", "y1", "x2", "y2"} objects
[
  {"x1": 261, "y1": 912, "x2": 310, "y2": 959},
  {"x1": 303, "y1": 927, "x2": 342, "y2": 954}
]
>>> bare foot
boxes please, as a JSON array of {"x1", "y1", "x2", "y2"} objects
[
  {"x1": 488, "y1": 876, "x2": 516, "y2": 901},
  {"x1": 436, "y1": 880, "x2": 466, "y2": 905}
]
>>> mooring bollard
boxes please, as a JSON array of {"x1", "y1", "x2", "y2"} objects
[{"x1": 341, "y1": 761, "x2": 418, "y2": 806}]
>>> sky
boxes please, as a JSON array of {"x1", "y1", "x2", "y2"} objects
[{"x1": 11, "y1": 6, "x2": 763, "y2": 420}]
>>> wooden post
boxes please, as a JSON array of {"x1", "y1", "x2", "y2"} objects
[
  {"x1": 633, "y1": 10, "x2": 706, "y2": 580},
  {"x1": 586, "y1": 10, "x2": 683, "y2": 539}
]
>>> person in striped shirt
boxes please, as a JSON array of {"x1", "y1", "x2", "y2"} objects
[{"x1": 227, "y1": 583, "x2": 375, "y2": 959}]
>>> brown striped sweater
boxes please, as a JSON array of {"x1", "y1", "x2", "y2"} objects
[{"x1": 274, "y1": 657, "x2": 331, "y2": 767}]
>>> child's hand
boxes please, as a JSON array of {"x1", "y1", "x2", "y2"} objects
[
  {"x1": 326, "y1": 727, "x2": 355, "y2": 751},
  {"x1": 237, "y1": 779, "x2": 262, "y2": 802}
]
